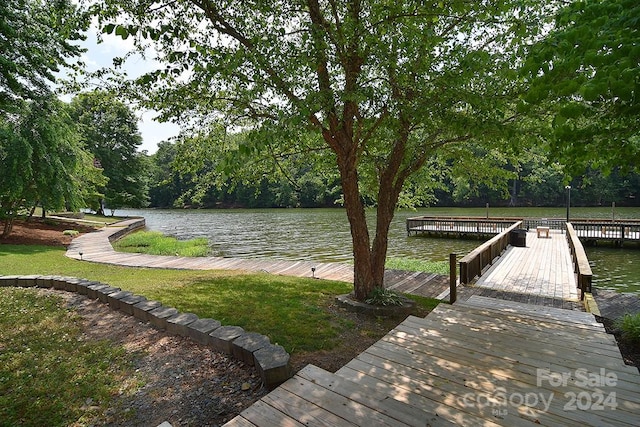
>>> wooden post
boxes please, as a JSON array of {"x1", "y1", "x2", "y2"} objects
[
  {"x1": 449, "y1": 253, "x2": 457, "y2": 304},
  {"x1": 612, "y1": 201, "x2": 615, "y2": 222}
]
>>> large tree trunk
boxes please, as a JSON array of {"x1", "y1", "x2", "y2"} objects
[
  {"x1": 333, "y1": 135, "x2": 375, "y2": 300},
  {"x1": 333, "y1": 131, "x2": 406, "y2": 301},
  {"x1": 340, "y1": 163, "x2": 376, "y2": 301}
]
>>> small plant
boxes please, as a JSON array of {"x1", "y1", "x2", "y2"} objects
[
  {"x1": 365, "y1": 287, "x2": 404, "y2": 307},
  {"x1": 616, "y1": 313, "x2": 640, "y2": 342},
  {"x1": 63, "y1": 229, "x2": 79, "y2": 236}
]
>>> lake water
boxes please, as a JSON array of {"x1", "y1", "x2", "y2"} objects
[{"x1": 115, "y1": 207, "x2": 640, "y2": 295}]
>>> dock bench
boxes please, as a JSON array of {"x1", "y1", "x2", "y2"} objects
[{"x1": 536, "y1": 226, "x2": 550, "y2": 238}]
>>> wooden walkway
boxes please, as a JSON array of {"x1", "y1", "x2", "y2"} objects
[
  {"x1": 457, "y1": 229, "x2": 581, "y2": 309},
  {"x1": 67, "y1": 219, "x2": 640, "y2": 425},
  {"x1": 65, "y1": 219, "x2": 449, "y2": 299},
  {"x1": 225, "y1": 296, "x2": 640, "y2": 426}
]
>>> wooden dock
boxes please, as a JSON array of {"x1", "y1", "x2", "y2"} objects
[
  {"x1": 64, "y1": 218, "x2": 640, "y2": 425},
  {"x1": 65, "y1": 219, "x2": 450, "y2": 299},
  {"x1": 225, "y1": 296, "x2": 640, "y2": 426},
  {"x1": 470, "y1": 229, "x2": 579, "y2": 302},
  {"x1": 407, "y1": 216, "x2": 640, "y2": 247}
]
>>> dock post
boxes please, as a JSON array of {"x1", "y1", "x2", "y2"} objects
[{"x1": 449, "y1": 253, "x2": 457, "y2": 304}]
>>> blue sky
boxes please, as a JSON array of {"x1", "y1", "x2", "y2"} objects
[{"x1": 75, "y1": 23, "x2": 181, "y2": 154}]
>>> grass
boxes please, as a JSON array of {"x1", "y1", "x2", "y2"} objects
[
  {"x1": 113, "y1": 231, "x2": 211, "y2": 257},
  {"x1": 386, "y1": 257, "x2": 451, "y2": 275},
  {"x1": 0, "y1": 242, "x2": 441, "y2": 424},
  {"x1": 0, "y1": 244, "x2": 440, "y2": 352},
  {"x1": 81, "y1": 213, "x2": 127, "y2": 225},
  {"x1": 0, "y1": 287, "x2": 137, "y2": 427}
]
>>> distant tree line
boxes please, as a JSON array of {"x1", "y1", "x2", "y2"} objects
[{"x1": 146, "y1": 135, "x2": 640, "y2": 210}]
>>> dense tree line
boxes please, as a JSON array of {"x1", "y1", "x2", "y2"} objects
[{"x1": 146, "y1": 136, "x2": 640, "y2": 210}]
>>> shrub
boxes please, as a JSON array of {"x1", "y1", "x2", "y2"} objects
[
  {"x1": 365, "y1": 287, "x2": 404, "y2": 306},
  {"x1": 616, "y1": 313, "x2": 640, "y2": 342},
  {"x1": 62, "y1": 229, "x2": 79, "y2": 236}
]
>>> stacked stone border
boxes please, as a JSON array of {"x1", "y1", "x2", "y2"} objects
[
  {"x1": 106, "y1": 218, "x2": 146, "y2": 242},
  {"x1": 0, "y1": 275, "x2": 293, "y2": 389}
]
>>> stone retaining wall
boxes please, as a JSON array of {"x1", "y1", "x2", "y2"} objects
[
  {"x1": 0, "y1": 275, "x2": 293, "y2": 389},
  {"x1": 106, "y1": 218, "x2": 147, "y2": 242}
]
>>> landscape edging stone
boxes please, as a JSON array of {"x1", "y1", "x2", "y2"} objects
[{"x1": 0, "y1": 275, "x2": 293, "y2": 389}]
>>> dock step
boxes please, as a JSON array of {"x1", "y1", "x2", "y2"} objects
[
  {"x1": 227, "y1": 300, "x2": 640, "y2": 426},
  {"x1": 457, "y1": 295, "x2": 599, "y2": 326}
]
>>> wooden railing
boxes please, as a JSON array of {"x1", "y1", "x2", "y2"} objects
[
  {"x1": 107, "y1": 218, "x2": 146, "y2": 242},
  {"x1": 459, "y1": 221, "x2": 522, "y2": 285},
  {"x1": 522, "y1": 217, "x2": 566, "y2": 230},
  {"x1": 566, "y1": 223, "x2": 593, "y2": 300},
  {"x1": 570, "y1": 221, "x2": 640, "y2": 244},
  {"x1": 407, "y1": 217, "x2": 519, "y2": 236}
]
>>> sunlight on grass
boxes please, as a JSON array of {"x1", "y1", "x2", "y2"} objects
[
  {"x1": 386, "y1": 257, "x2": 450, "y2": 275},
  {"x1": 0, "y1": 244, "x2": 440, "y2": 353},
  {"x1": 0, "y1": 288, "x2": 136, "y2": 426},
  {"x1": 113, "y1": 231, "x2": 211, "y2": 257}
]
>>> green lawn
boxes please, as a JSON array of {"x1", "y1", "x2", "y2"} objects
[
  {"x1": 0, "y1": 244, "x2": 439, "y2": 352},
  {"x1": 0, "y1": 242, "x2": 440, "y2": 426},
  {"x1": 0, "y1": 287, "x2": 138, "y2": 426}
]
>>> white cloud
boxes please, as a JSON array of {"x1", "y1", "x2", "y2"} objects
[
  {"x1": 137, "y1": 110, "x2": 181, "y2": 153},
  {"x1": 76, "y1": 20, "x2": 180, "y2": 153}
]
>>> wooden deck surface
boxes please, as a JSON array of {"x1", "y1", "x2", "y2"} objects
[
  {"x1": 226, "y1": 296, "x2": 640, "y2": 426},
  {"x1": 472, "y1": 229, "x2": 579, "y2": 302},
  {"x1": 66, "y1": 220, "x2": 449, "y2": 299}
]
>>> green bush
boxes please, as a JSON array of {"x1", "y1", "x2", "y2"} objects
[
  {"x1": 365, "y1": 287, "x2": 404, "y2": 306},
  {"x1": 616, "y1": 313, "x2": 640, "y2": 342},
  {"x1": 62, "y1": 229, "x2": 79, "y2": 236}
]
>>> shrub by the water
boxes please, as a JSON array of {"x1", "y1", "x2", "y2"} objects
[
  {"x1": 616, "y1": 312, "x2": 640, "y2": 342},
  {"x1": 113, "y1": 231, "x2": 210, "y2": 257}
]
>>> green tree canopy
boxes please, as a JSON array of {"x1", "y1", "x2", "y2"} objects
[
  {"x1": 70, "y1": 90, "x2": 149, "y2": 214},
  {"x1": 0, "y1": 0, "x2": 87, "y2": 114},
  {"x1": 95, "y1": 0, "x2": 555, "y2": 300},
  {"x1": 0, "y1": 97, "x2": 104, "y2": 236},
  {"x1": 522, "y1": 0, "x2": 640, "y2": 174}
]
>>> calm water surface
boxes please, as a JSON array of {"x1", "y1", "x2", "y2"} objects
[{"x1": 116, "y1": 207, "x2": 640, "y2": 294}]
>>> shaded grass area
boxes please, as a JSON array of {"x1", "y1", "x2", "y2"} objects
[
  {"x1": 0, "y1": 287, "x2": 136, "y2": 427},
  {"x1": 0, "y1": 245, "x2": 441, "y2": 353},
  {"x1": 0, "y1": 243, "x2": 443, "y2": 423},
  {"x1": 113, "y1": 231, "x2": 211, "y2": 257}
]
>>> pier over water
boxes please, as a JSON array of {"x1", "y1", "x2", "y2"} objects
[{"x1": 407, "y1": 216, "x2": 640, "y2": 247}]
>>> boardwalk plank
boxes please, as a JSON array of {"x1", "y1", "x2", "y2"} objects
[
  {"x1": 353, "y1": 345, "x2": 633, "y2": 427},
  {"x1": 261, "y1": 386, "x2": 359, "y2": 427},
  {"x1": 339, "y1": 358, "x2": 543, "y2": 427},
  {"x1": 432, "y1": 306, "x2": 621, "y2": 354},
  {"x1": 397, "y1": 317, "x2": 636, "y2": 375},
  {"x1": 239, "y1": 400, "x2": 305, "y2": 427},
  {"x1": 295, "y1": 365, "x2": 455, "y2": 427},
  {"x1": 278, "y1": 376, "x2": 408, "y2": 427}
]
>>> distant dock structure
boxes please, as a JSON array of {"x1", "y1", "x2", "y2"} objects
[{"x1": 407, "y1": 216, "x2": 640, "y2": 247}]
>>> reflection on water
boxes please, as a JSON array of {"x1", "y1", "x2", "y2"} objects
[
  {"x1": 115, "y1": 207, "x2": 640, "y2": 295},
  {"x1": 587, "y1": 247, "x2": 640, "y2": 294}
]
